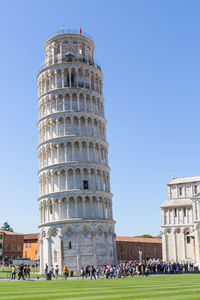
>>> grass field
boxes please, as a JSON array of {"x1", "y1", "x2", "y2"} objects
[{"x1": 0, "y1": 274, "x2": 200, "y2": 299}]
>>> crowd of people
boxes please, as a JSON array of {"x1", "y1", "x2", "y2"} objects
[
  {"x1": 44, "y1": 259, "x2": 198, "y2": 280},
  {"x1": 11, "y1": 264, "x2": 31, "y2": 280},
  {"x1": 78, "y1": 259, "x2": 199, "y2": 279},
  {"x1": 3, "y1": 258, "x2": 198, "y2": 280},
  {"x1": 97, "y1": 260, "x2": 198, "y2": 278}
]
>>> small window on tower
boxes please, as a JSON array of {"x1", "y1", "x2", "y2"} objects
[
  {"x1": 179, "y1": 187, "x2": 182, "y2": 196},
  {"x1": 83, "y1": 180, "x2": 88, "y2": 189},
  {"x1": 195, "y1": 185, "x2": 198, "y2": 194},
  {"x1": 184, "y1": 208, "x2": 186, "y2": 217},
  {"x1": 68, "y1": 241, "x2": 72, "y2": 249},
  {"x1": 175, "y1": 208, "x2": 177, "y2": 217}
]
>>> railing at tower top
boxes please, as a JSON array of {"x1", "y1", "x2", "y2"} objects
[
  {"x1": 38, "y1": 55, "x2": 101, "y2": 73},
  {"x1": 47, "y1": 28, "x2": 94, "y2": 42}
]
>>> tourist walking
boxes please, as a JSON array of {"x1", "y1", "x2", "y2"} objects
[
  {"x1": 18, "y1": 264, "x2": 25, "y2": 280},
  {"x1": 63, "y1": 265, "x2": 69, "y2": 279},
  {"x1": 11, "y1": 265, "x2": 17, "y2": 280},
  {"x1": 85, "y1": 265, "x2": 90, "y2": 278},
  {"x1": 90, "y1": 266, "x2": 96, "y2": 280},
  {"x1": 50, "y1": 265, "x2": 55, "y2": 278}
]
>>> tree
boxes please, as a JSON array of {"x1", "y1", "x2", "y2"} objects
[
  {"x1": 1, "y1": 222, "x2": 14, "y2": 232},
  {"x1": 135, "y1": 234, "x2": 154, "y2": 238}
]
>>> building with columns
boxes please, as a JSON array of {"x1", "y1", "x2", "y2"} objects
[
  {"x1": 37, "y1": 29, "x2": 117, "y2": 273},
  {"x1": 161, "y1": 176, "x2": 200, "y2": 267}
]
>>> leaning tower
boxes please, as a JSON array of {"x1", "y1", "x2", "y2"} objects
[{"x1": 37, "y1": 29, "x2": 117, "y2": 273}]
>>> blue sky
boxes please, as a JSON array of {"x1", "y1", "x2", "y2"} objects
[{"x1": 0, "y1": 0, "x2": 200, "y2": 235}]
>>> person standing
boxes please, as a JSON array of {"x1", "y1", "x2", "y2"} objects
[
  {"x1": 26, "y1": 265, "x2": 31, "y2": 280},
  {"x1": 81, "y1": 267, "x2": 85, "y2": 279},
  {"x1": 96, "y1": 266, "x2": 100, "y2": 279},
  {"x1": 24, "y1": 265, "x2": 27, "y2": 279},
  {"x1": 50, "y1": 265, "x2": 55, "y2": 278},
  {"x1": 63, "y1": 265, "x2": 69, "y2": 279},
  {"x1": 44, "y1": 263, "x2": 48, "y2": 274},
  {"x1": 55, "y1": 265, "x2": 59, "y2": 279},
  {"x1": 11, "y1": 265, "x2": 17, "y2": 280}
]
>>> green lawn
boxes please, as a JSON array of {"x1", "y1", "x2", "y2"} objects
[{"x1": 0, "y1": 274, "x2": 200, "y2": 299}]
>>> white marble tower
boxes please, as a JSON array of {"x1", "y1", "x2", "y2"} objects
[{"x1": 37, "y1": 29, "x2": 117, "y2": 273}]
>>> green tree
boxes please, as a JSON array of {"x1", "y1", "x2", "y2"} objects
[
  {"x1": 1, "y1": 222, "x2": 14, "y2": 232},
  {"x1": 135, "y1": 234, "x2": 154, "y2": 238}
]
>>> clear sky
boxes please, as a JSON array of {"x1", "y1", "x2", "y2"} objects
[{"x1": 0, "y1": 0, "x2": 200, "y2": 236}]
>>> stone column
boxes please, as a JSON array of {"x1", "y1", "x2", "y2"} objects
[
  {"x1": 92, "y1": 144, "x2": 95, "y2": 162},
  {"x1": 66, "y1": 199, "x2": 69, "y2": 219},
  {"x1": 76, "y1": 234, "x2": 81, "y2": 271},
  {"x1": 50, "y1": 145, "x2": 53, "y2": 164},
  {"x1": 75, "y1": 198, "x2": 78, "y2": 218},
  {"x1": 92, "y1": 232, "x2": 97, "y2": 265},
  {"x1": 97, "y1": 199, "x2": 100, "y2": 218},
  {"x1": 80, "y1": 142, "x2": 83, "y2": 162},
  {"x1": 57, "y1": 172, "x2": 60, "y2": 191},
  {"x1": 89, "y1": 71, "x2": 91, "y2": 89},
  {"x1": 98, "y1": 147, "x2": 101, "y2": 163},
  {"x1": 51, "y1": 172, "x2": 54, "y2": 193},
  {"x1": 58, "y1": 199, "x2": 61, "y2": 220},
  {"x1": 72, "y1": 143, "x2": 75, "y2": 161},
  {"x1": 162, "y1": 230, "x2": 167, "y2": 262},
  {"x1": 64, "y1": 143, "x2": 67, "y2": 162},
  {"x1": 173, "y1": 229, "x2": 177, "y2": 262},
  {"x1": 73, "y1": 170, "x2": 76, "y2": 189},
  {"x1": 195, "y1": 226, "x2": 200, "y2": 267},
  {"x1": 57, "y1": 145, "x2": 59, "y2": 163},
  {"x1": 181, "y1": 228, "x2": 185, "y2": 261},
  {"x1": 69, "y1": 69, "x2": 71, "y2": 88},
  {"x1": 43, "y1": 204, "x2": 46, "y2": 223},
  {"x1": 46, "y1": 176, "x2": 49, "y2": 194},
  {"x1": 59, "y1": 235, "x2": 64, "y2": 271},
  {"x1": 56, "y1": 119, "x2": 59, "y2": 137},
  {"x1": 104, "y1": 232, "x2": 109, "y2": 265},
  {"x1": 39, "y1": 238, "x2": 44, "y2": 273},
  {"x1": 77, "y1": 95, "x2": 80, "y2": 111},
  {"x1": 84, "y1": 94, "x2": 87, "y2": 111},
  {"x1": 46, "y1": 237, "x2": 51, "y2": 268},
  {"x1": 87, "y1": 142, "x2": 90, "y2": 161},
  {"x1": 82, "y1": 199, "x2": 86, "y2": 218},
  {"x1": 52, "y1": 199, "x2": 55, "y2": 222},
  {"x1": 55, "y1": 71, "x2": 58, "y2": 88},
  {"x1": 61, "y1": 70, "x2": 64, "y2": 88}
]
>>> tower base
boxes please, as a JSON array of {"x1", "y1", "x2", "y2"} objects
[{"x1": 39, "y1": 219, "x2": 117, "y2": 274}]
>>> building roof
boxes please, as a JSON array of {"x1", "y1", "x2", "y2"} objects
[
  {"x1": 168, "y1": 176, "x2": 200, "y2": 185},
  {"x1": 0, "y1": 230, "x2": 23, "y2": 236},
  {"x1": 161, "y1": 198, "x2": 192, "y2": 208},
  {"x1": 116, "y1": 236, "x2": 162, "y2": 244},
  {"x1": 23, "y1": 233, "x2": 39, "y2": 240}
]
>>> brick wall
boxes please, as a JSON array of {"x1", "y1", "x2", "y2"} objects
[
  {"x1": 116, "y1": 237, "x2": 162, "y2": 261},
  {"x1": 2, "y1": 232, "x2": 24, "y2": 258}
]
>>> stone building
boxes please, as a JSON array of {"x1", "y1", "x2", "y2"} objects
[
  {"x1": 37, "y1": 29, "x2": 117, "y2": 273},
  {"x1": 116, "y1": 236, "x2": 162, "y2": 261},
  {"x1": 161, "y1": 176, "x2": 200, "y2": 266}
]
